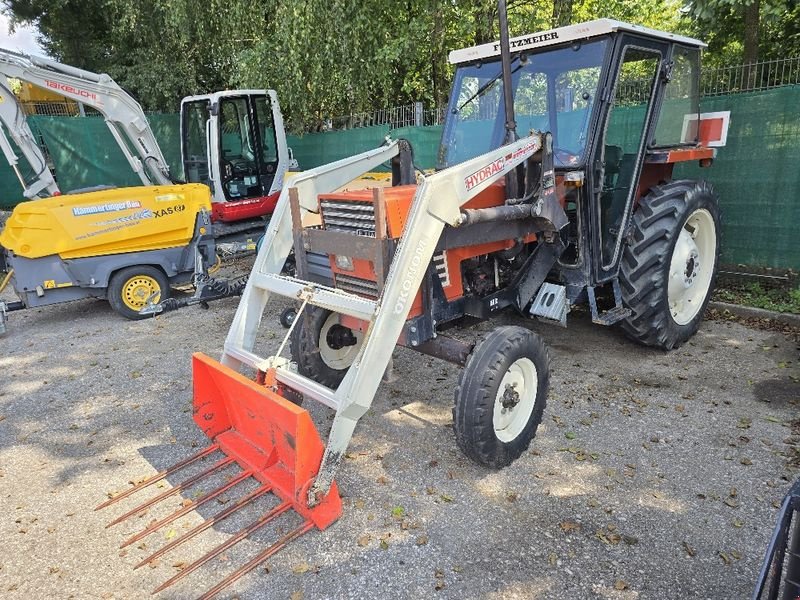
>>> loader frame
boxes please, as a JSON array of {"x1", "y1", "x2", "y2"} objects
[{"x1": 220, "y1": 134, "x2": 555, "y2": 502}]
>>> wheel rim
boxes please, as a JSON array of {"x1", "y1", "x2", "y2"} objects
[
  {"x1": 121, "y1": 275, "x2": 161, "y2": 311},
  {"x1": 667, "y1": 208, "x2": 716, "y2": 326},
  {"x1": 493, "y1": 357, "x2": 538, "y2": 443},
  {"x1": 318, "y1": 313, "x2": 362, "y2": 370}
]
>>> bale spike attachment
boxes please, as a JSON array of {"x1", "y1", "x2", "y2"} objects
[{"x1": 98, "y1": 352, "x2": 341, "y2": 598}]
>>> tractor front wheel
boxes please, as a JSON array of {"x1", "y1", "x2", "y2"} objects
[
  {"x1": 290, "y1": 307, "x2": 363, "y2": 389},
  {"x1": 453, "y1": 326, "x2": 550, "y2": 469},
  {"x1": 619, "y1": 180, "x2": 721, "y2": 350},
  {"x1": 108, "y1": 265, "x2": 170, "y2": 320}
]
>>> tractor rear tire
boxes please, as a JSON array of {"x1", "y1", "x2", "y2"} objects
[
  {"x1": 453, "y1": 326, "x2": 550, "y2": 469},
  {"x1": 290, "y1": 307, "x2": 362, "y2": 389},
  {"x1": 619, "y1": 180, "x2": 720, "y2": 350},
  {"x1": 108, "y1": 265, "x2": 170, "y2": 321}
]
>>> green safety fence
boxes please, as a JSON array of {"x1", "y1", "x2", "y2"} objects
[
  {"x1": 1, "y1": 87, "x2": 799, "y2": 272},
  {"x1": 675, "y1": 87, "x2": 800, "y2": 272},
  {"x1": 0, "y1": 114, "x2": 184, "y2": 209}
]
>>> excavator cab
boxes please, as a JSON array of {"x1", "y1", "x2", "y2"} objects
[{"x1": 180, "y1": 90, "x2": 297, "y2": 224}]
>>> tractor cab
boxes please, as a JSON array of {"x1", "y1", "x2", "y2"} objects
[
  {"x1": 441, "y1": 20, "x2": 718, "y2": 297},
  {"x1": 180, "y1": 89, "x2": 298, "y2": 223}
]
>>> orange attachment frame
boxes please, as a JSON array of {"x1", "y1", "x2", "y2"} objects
[{"x1": 192, "y1": 352, "x2": 342, "y2": 529}]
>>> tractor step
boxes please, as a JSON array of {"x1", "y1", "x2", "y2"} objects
[
  {"x1": 98, "y1": 353, "x2": 341, "y2": 599},
  {"x1": 586, "y1": 281, "x2": 632, "y2": 326},
  {"x1": 529, "y1": 282, "x2": 568, "y2": 326}
]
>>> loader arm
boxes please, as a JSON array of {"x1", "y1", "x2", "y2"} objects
[
  {"x1": 0, "y1": 49, "x2": 172, "y2": 189},
  {"x1": 220, "y1": 134, "x2": 544, "y2": 503},
  {"x1": 0, "y1": 77, "x2": 59, "y2": 198}
]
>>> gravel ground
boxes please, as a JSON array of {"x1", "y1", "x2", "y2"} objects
[{"x1": 1, "y1": 265, "x2": 799, "y2": 600}]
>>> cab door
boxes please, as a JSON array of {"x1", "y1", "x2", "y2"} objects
[
  {"x1": 591, "y1": 35, "x2": 669, "y2": 282},
  {"x1": 217, "y1": 95, "x2": 262, "y2": 201}
]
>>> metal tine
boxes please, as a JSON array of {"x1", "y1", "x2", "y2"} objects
[
  {"x1": 96, "y1": 444, "x2": 219, "y2": 510},
  {"x1": 134, "y1": 484, "x2": 273, "y2": 570},
  {"x1": 120, "y1": 470, "x2": 253, "y2": 549},
  {"x1": 197, "y1": 521, "x2": 313, "y2": 600},
  {"x1": 151, "y1": 500, "x2": 293, "y2": 594},
  {"x1": 106, "y1": 456, "x2": 234, "y2": 529}
]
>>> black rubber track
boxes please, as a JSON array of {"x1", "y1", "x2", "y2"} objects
[
  {"x1": 453, "y1": 326, "x2": 550, "y2": 469},
  {"x1": 618, "y1": 179, "x2": 721, "y2": 350}
]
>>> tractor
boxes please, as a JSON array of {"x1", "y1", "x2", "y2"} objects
[{"x1": 101, "y1": 13, "x2": 727, "y2": 598}]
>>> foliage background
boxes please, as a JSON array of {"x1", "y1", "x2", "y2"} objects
[{"x1": 3, "y1": 0, "x2": 796, "y2": 131}]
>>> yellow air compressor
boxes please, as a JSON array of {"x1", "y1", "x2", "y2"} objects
[{"x1": 0, "y1": 183, "x2": 215, "y2": 332}]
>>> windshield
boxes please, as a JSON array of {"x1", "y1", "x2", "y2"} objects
[{"x1": 438, "y1": 38, "x2": 609, "y2": 169}]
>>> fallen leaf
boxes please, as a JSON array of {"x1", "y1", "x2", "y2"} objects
[
  {"x1": 565, "y1": 431, "x2": 576, "y2": 440},
  {"x1": 379, "y1": 539, "x2": 389, "y2": 550},
  {"x1": 416, "y1": 535, "x2": 428, "y2": 546},
  {"x1": 733, "y1": 519, "x2": 744, "y2": 528},
  {"x1": 719, "y1": 551, "x2": 731, "y2": 565},
  {"x1": 614, "y1": 579, "x2": 629, "y2": 591},
  {"x1": 357, "y1": 535, "x2": 371, "y2": 547},
  {"x1": 723, "y1": 498, "x2": 739, "y2": 508},
  {"x1": 740, "y1": 457, "x2": 753, "y2": 466},
  {"x1": 506, "y1": 492, "x2": 518, "y2": 502},
  {"x1": 548, "y1": 552, "x2": 558, "y2": 566},
  {"x1": 354, "y1": 499, "x2": 366, "y2": 509},
  {"x1": 376, "y1": 476, "x2": 388, "y2": 485},
  {"x1": 164, "y1": 529, "x2": 177, "y2": 540},
  {"x1": 290, "y1": 591, "x2": 303, "y2": 600},
  {"x1": 560, "y1": 521, "x2": 581, "y2": 533},
  {"x1": 391, "y1": 506, "x2": 405, "y2": 519},
  {"x1": 439, "y1": 494, "x2": 453, "y2": 503},
  {"x1": 292, "y1": 562, "x2": 311, "y2": 575},
  {"x1": 683, "y1": 541, "x2": 696, "y2": 557}
]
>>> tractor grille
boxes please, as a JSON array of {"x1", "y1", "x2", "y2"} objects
[
  {"x1": 433, "y1": 252, "x2": 449, "y2": 287},
  {"x1": 335, "y1": 274, "x2": 379, "y2": 297},
  {"x1": 320, "y1": 200, "x2": 376, "y2": 236}
]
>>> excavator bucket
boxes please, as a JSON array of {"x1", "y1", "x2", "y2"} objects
[{"x1": 97, "y1": 353, "x2": 341, "y2": 599}]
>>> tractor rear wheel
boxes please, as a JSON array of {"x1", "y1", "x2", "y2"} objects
[
  {"x1": 453, "y1": 326, "x2": 550, "y2": 469},
  {"x1": 108, "y1": 265, "x2": 170, "y2": 320},
  {"x1": 290, "y1": 307, "x2": 363, "y2": 389},
  {"x1": 619, "y1": 180, "x2": 720, "y2": 350}
]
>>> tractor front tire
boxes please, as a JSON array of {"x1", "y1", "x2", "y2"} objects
[
  {"x1": 108, "y1": 265, "x2": 170, "y2": 320},
  {"x1": 619, "y1": 180, "x2": 721, "y2": 350},
  {"x1": 453, "y1": 326, "x2": 550, "y2": 469},
  {"x1": 290, "y1": 307, "x2": 362, "y2": 389}
]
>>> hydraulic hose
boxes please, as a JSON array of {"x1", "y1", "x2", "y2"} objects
[{"x1": 0, "y1": 268, "x2": 13, "y2": 294}]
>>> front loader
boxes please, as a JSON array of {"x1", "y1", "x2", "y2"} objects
[{"x1": 100, "y1": 12, "x2": 728, "y2": 598}]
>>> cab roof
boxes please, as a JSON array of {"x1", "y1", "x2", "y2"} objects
[{"x1": 448, "y1": 19, "x2": 706, "y2": 65}]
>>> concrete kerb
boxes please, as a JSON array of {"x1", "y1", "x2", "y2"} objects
[{"x1": 709, "y1": 300, "x2": 800, "y2": 328}]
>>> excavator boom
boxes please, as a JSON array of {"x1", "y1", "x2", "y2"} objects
[{"x1": 0, "y1": 49, "x2": 172, "y2": 193}]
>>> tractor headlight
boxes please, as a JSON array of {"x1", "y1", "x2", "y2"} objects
[{"x1": 335, "y1": 255, "x2": 354, "y2": 271}]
